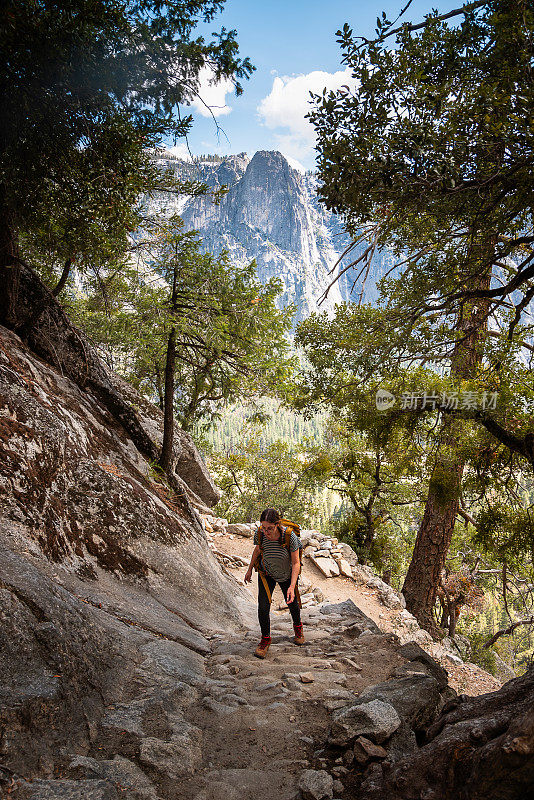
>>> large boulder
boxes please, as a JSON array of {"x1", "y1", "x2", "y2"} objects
[
  {"x1": 67, "y1": 755, "x2": 157, "y2": 799},
  {"x1": 330, "y1": 700, "x2": 401, "y2": 746},
  {"x1": 397, "y1": 642, "x2": 450, "y2": 690},
  {"x1": 310, "y1": 556, "x2": 340, "y2": 577},
  {"x1": 226, "y1": 523, "x2": 253, "y2": 537},
  {"x1": 356, "y1": 676, "x2": 442, "y2": 732}
]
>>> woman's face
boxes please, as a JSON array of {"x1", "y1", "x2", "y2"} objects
[{"x1": 260, "y1": 521, "x2": 280, "y2": 540}]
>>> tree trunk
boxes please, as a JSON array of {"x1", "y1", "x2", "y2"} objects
[
  {"x1": 449, "y1": 606, "x2": 458, "y2": 637},
  {"x1": 159, "y1": 326, "x2": 176, "y2": 472},
  {"x1": 154, "y1": 364, "x2": 164, "y2": 411},
  {"x1": 402, "y1": 245, "x2": 492, "y2": 630},
  {"x1": 0, "y1": 185, "x2": 21, "y2": 328},
  {"x1": 402, "y1": 423, "x2": 465, "y2": 630},
  {"x1": 51, "y1": 258, "x2": 73, "y2": 297},
  {"x1": 17, "y1": 257, "x2": 75, "y2": 342},
  {"x1": 357, "y1": 668, "x2": 534, "y2": 800}
]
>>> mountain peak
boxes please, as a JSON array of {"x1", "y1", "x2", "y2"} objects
[{"x1": 150, "y1": 149, "x2": 390, "y2": 321}]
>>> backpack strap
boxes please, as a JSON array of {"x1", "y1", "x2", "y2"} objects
[
  {"x1": 282, "y1": 528, "x2": 303, "y2": 609},
  {"x1": 260, "y1": 571, "x2": 273, "y2": 604},
  {"x1": 254, "y1": 530, "x2": 273, "y2": 604}
]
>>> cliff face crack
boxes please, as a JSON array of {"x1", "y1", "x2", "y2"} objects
[
  {"x1": 146, "y1": 589, "x2": 208, "y2": 637},
  {"x1": 1, "y1": 580, "x2": 47, "y2": 622},
  {"x1": 74, "y1": 593, "x2": 209, "y2": 657}
]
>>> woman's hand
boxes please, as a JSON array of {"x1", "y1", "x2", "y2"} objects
[
  {"x1": 244, "y1": 568, "x2": 252, "y2": 584},
  {"x1": 287, "y1": 585, "x2": 295, "y2": 604}
]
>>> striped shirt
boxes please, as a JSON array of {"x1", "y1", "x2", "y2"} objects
[{"x1": 254, "y1": 527, "x2": 300, "y2": 582}]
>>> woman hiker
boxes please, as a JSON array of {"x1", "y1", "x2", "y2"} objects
[{"x1": 244, "y1": 508, "x2": 305, "y2": 658}]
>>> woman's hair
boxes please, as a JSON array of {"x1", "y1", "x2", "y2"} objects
[{"x1": 260, "y1": 508, "x2": 281, "y2": 524}]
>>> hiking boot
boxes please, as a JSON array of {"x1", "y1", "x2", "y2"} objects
[
  {"x1": 254, "y1": 635, "x2": 271, "y2": 658},
  {"x1": 293, "y1": 623, "x2": 305, "y2": 645}
]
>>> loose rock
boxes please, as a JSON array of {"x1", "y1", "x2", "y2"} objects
[
  {"x1": 226, "y1": 523, "x2": 254, "y2": 537},
  {"x1": 298, "y1": 769, "x2": 334, "y2": 800},
  {"x1": 352, "y1": 736, "x2": 388, "y2": 765}
]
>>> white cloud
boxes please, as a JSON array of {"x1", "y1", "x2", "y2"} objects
[
  {"x1": 190, "y1": 66, "x2": 234, "y2": 118},
  {"x1": 258, "y1": 69, "x2": 358, "y2": 165},
  {"x1": 164, "y1": 143, "x2": 192, "y2": 160}
]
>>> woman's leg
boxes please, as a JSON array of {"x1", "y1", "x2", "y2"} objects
[
  {"x1": 279, "y1": 578, "x2": 301, "y2": 626},
  {"x1": 257, "y1": 574, "x2": 277, "y2": 636}
]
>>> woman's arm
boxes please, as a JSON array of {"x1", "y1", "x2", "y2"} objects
[
  {"x1": 287, "y1": 549, "x2": 300, "y2": 603},
  {"x1": 244, "y1": 544, "x2": 261, "y2": 583}
]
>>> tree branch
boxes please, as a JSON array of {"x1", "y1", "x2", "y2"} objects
[
  {"x1": 358, "y1": 0, "x2": 488, "y2": 46},
  {"x1": 484, "y1": 616, "x2": 534, "y2": 648}
]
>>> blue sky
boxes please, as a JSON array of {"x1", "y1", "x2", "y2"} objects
[{"x1": 171, "y1": 0, "x2": 460, "y2": 170}]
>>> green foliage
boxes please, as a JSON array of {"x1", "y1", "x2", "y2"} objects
[
  {"x1": 474, "y1": 503, "x2": 534, "y2": 571},
  {"x1": 2, "y1": 0, "x2": 253, "y2": 277},
  {"x1": 298, "y1": 5, "x2": 534, "y2": 625},
  {"x1": 72, "y1": 217, "x2": 295, "y2": 429},
  {"x1": 303, "y1": 411, "x2": 427, "y2": 564},
  {"x1": 293, "y1": 302, "x2": 440, "y2": 563},
  {"x1": 305, "y1": 1, "x2": 534, "y2": 439},
  {"x1": 201, "y1": 398, "x2": 344, "y2": 530},
  {"x1": 147, "y1": 461, "x2": 166, "y2": 484},
  {"x1": 428, "y1": 461, "x2": 461, "y2": 507},
  {"x1": 201, "y1": 397, "x2": 328, "y2": 452},
  {"x1": 464, "y1": 627, "x2": 498, "y2": 676},
  {"x1": 310, "y1": 2, "x2": 533, "y2": 256},
  {"x1": 207, "y1": 418, "x2": 324, "y2": 525}
]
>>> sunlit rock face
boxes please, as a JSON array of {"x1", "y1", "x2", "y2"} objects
[
  {"x1": 0, "y1": 323, "x2": 251, "y2": 784},
  {"x1": 151, "y1": 150, "x2": 394, "y2": 323}
]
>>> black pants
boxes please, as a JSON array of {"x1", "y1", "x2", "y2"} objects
[{"x1": 258, "y1": 573, "x2": 301, "y2": 637}]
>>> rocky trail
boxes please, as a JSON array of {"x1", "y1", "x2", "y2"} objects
[
  {"x1": 4, "y1": 583, "x2": 453, "y2": 800},
  {"x1": 180, "y1": 600, "x2": 405, "y2": 800},
  {"x1": 208, "y1": 526, "x2": 503, "y2": 698},
  {"x1": 1, "y1": 311, "x2": 532, "y2": 800}
]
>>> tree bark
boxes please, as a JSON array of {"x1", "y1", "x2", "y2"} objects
[
  {"x1": 0, "y1": 184, "x2": 21, "y2": 328},
  {"x1": 159, "y1": 326, "x2": 176, "y2": 472},
  {"x1": 402, "y1": 245, "x2": 492, "y2": 630},
  {"x1": 403, "y1": 434, "x2": 464, "y2": 630}
]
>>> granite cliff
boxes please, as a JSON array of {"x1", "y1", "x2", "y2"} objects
[{"x1": 150, "y1": 150, "x2": 394, "y2": 322}]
